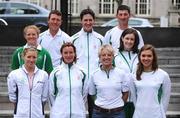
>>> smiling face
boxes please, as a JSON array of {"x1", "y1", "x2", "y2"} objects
[
  {"x1": 48, "y1": 14, "x2": 62, "y2": 33},
  {"x1": 23, "y1": 48, "x2": 37, "y2": 69},
  {"x1": 24, "y1": 28, "x2": 38, "y2": 46},
  {"x1": 140, "y1": 50, "x2": 154, "y2": 71},
  {"x1": 81, "y1": 14, "x2": 95, "y2": 32},
  {"x1": 100, "y1": 49, "x2": 114, "y2": 69},
  {"x1": 122, "y1": 33, "x2": 135, "y2": 51},
  {"x1": 62, "y1": 46, "x2": 75, "y2": 64}
]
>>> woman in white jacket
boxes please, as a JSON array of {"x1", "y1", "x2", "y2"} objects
[
  {"x1": 114, "y1": 28, "x2": 140, "y2": 118},
  {"x1": 131, "y1": 44, "x2": 171, "y2": 118},
  {"x1": 7, "y1": 47, "x2": 49, "y2": 118},
  {"x1": 49, "y1": 42, "x2": 88, "y2": 118}
]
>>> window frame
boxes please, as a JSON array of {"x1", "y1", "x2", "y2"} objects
[{"x1": 135, "y1": 0, "x2": 151, "y2": 17}]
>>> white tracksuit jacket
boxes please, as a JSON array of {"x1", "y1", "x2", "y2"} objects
[
  {"x1": 7, "y1": 65, "x2": 49, "y2": 118},
  {"x1": 49, "y1": 63, "x2": 88, "y2": 118},
  {"x1": 71, "y1": 28, "x2": 103, "y2": 79}
]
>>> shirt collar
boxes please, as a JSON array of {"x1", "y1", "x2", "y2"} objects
[
  {"x1": 22, "y1": 65, "x2": 39, "y2": 74},
  {"x1": 24, "y1": 44, "x2": 42, "y2": 51},
  {"x1": 47, "y1": 28, "x2": 62, "y2": 37}
]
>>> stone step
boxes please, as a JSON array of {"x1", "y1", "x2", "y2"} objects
[
  {"x1": 158, "y1": 56, "x2": 180, "y2": 65},
  {"x1": 156, "y1": 48, "x2": 180, "y2": 57},
  {"x1": 159, "y1": 65, "x2": 180, "y2": 74},
  {"x1": 0, "y1": 55, "x2": 12, "y2": 64},
  {"x1": 0, "y1": 46, "x2": 17, "y2": 55},
  {"x1": 0, "y1": 63, "x2": 11, "y2": 73}
]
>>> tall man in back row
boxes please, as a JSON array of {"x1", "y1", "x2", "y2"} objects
[
  {"x1": 103, "y1": 5, "x2": 144, "y2": 118},
  {"x1": 103, "y1": 5, "x2": 144, "y2": 54},
  {"x1": 71, "y1": 8, "x2": 103, "y2": 118}
]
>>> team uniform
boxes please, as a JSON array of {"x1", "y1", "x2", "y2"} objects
[
  {"x1": 131, "y1": 69, "x2": 171, "y2": 118},
  {"x1": 7, "y1": 65, "x2": 49, "y2": 118},
  {"x1": 11, "y1": 44, "x2": 53, "y2": 74},
  {"x1": 49, "y1": 62, "x2": 88, "y2": 118},
  {"x1": 114, "y1": 50, "x2": 138, "y2": 118},
  {"x1": 114, "y1": 50, "x2": 138, "y2": 74},
  {"x1": 38, "y1": 29, "x2": 71, "y2": 68},
  {"x1": 103, "y1": 26, "x2": 144, "y2": 54},
  {"x1": 89, "y1": 66, "x2": 129, "y2": 118},
  {"x1": 71, "y1": 28, "x2": 103, "y2": 79}
]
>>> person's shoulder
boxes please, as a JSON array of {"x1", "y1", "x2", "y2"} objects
[
  {"x1": 38, "y1": 69, "x2": 48, "y2": 76},
  {"x1": 15, "y1": 46, "x2": 23, "y2": 51},
  {"x1": 93, "y1": 31, "x2": 103, "y2": 39},
  {"x1": 71, "y1": 31, "x2": 80, "y2": 41},
  {"x1": 114, "y1": 67, "x2": 126, "y2": 74},
  {"x1": 60, "y1": 30, "x2": 70, "y2": 37},
  {"x1": 92, "y1": 68, "x2": 101, "y2": 75},
  {"x1": 39, "y1": 30, "x2": 48, "y2": 37},
  {"x1": 9, "y1": 68, "x2": 22, "y2": 75},
  {"x1": 156, "y1": 68, "x2": 169, "y2": 77}
]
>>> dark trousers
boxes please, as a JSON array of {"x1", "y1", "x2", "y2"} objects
[{"x1": 88, "y1": 94, "x2": 94, "y2": 118}]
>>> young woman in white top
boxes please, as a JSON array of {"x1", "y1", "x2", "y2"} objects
[
  {"x1": 49, "y1": 42, "x2": 88, "y2": 118},
  {"x1": 114, "y1": 28, "x2": 140, "y2": 118},
  {"x1": 7, "y1": 47, "x2": 49, "y2": 118},
  {"x1": 89, "y1": 44, "x2": 129, "y2": 118},
  {"x1": 131, "y1": 44, "x2": 171, "y2": 118}
]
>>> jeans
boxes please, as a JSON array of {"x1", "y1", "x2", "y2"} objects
[{"x1": 92, "y1": 108, "x2": 125, "y2": 118}]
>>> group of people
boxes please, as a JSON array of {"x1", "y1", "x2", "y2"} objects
[{"x1": 7, "y1": 4, "x2": 171, "y2": 118}]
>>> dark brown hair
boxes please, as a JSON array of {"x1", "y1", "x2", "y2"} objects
[
  {"x1": 60, "y1": 42, "x2": 77, "y2": 63},
  {"x1": 80, "y1": 8, "x2": 95, "y2": 20},
  {"x1": 116, "y1": 5, "x2": 130, "y2": 15},
  {"x1": 48, "y1": 10, "x2": 62, "y2": 20},
  {"x1": 136, "y1": 44, "x2": 158, "y2": 80},
  {"x1": 119, "y1": 28, "x2": 139, "y2": 53}
]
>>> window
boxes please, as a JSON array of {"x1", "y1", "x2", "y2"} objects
[
  {"x1": 28, "y1": 0, "x2": 40, "y2": 6},
  {"x1": 10, "y1": 3, "x2": 39, "y2": 14},
  {"x1": 68, "y1": 0, "x2": 79, "y2": 16},
  {"x1": 172, "y1": 0, "x2": 180, "y2": 9},
  {"x1": 135, "y1": 0, "x2": 151, "y2": 16},
  {"x1": 99, "y1": 0, "x2": 115, "y2": 16}
]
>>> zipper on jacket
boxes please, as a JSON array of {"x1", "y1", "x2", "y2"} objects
[
  {"x1": 87, "y1": 33, "x2": 90, "y2": 80},
  {"x1": 68, "y1": 64, "x2": 72, "y2": 118}
]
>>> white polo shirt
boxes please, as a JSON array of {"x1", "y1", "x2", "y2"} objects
[
  {"x1": 89, "y1": 67, "x2": 129, "y2": 109},
  {"x1": 38, "y1": 29, "x2": 71, "y2": 68}
]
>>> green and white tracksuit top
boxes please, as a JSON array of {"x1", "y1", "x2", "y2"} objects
[
  {"x1": 11, "y1": 44, "x2": 53, "y2": 74},
  {"x1": 103, "y1": 26, "x2": 144, "y2": 54},
  {"x1": 71, "y1": 28, "x2": 103, "y2": 79},
  {"x1": 7, "y1": 65, "x2": 49, "y2": 118},
  {"x1": 49, "y1": 62, "x2": 88, "y2": 118},
  {"x1": 130, "y1": 69, "x2": 171, "y2": 118},
  {"x1": 114, "y1": 50, "x2": 138, "y2": 102}
]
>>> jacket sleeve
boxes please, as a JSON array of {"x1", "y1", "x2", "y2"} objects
[
  {"x1": 11, "y1": 49, "x2": 20, "y2": 70},
  {"x1": 42, "y1": 72, "x2": 49, "y2": 103},
  {"x1": 161, "y1": 72, "x2": 171, "y2": 112},
  {"x1": 48, "y1": 70, "x2": 56, "y2": 106},
  {"x1": 44, "y1": 51, "x2": 53, "y2": 74},
  {"x1": 103, "y1": 30, "x2": 111, "y2": 45},
  {"x1": 7, "y1": 72, "x2": 17, "y2": 103},
  {"x1": 137, "y1": 30, "x2": 144, "y2": 49}
]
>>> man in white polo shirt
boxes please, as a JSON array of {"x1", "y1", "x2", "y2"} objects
[{"x1": 38, "y1": 10, "x2": 70, "y2": 68}]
